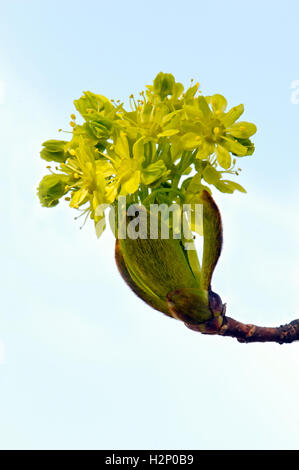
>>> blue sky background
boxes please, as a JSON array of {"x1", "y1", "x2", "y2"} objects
[{"x1": 1, "y1": 0, "x2": 299, "y2": 450}]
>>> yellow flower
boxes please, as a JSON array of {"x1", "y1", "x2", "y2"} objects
[
  {"x1": 188, "y1": 94, "x2": 257, "y2": 169},
  {"x1": 106, "y1": 133, "x2": 168, "y2": 195},
  {"x1": 62, "y1": 137, "x2": 114, "y2": 224}
]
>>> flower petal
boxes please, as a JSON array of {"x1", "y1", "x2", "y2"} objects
[
  {"x1": 227, "y1": 121, "x2": 257, "y2": 139},
  {"x1": 208, "y1": 94, "x2": 227, "y2": 113},
  {"x1": 197, "y1": 96, "x2": 212, "y2": 119},
  {"x1": 141, "y1": 160, "x2": 168, "y2": 185},
  {"x1": 215, "y1": 144, "x2": 231, "y2": 169},
  {"x1": 222, "y1": 136, "x2": 247, "y2": 156},
  {"x1": 203, "y1": 165, "x2": 221, "y2": 184},
  {"x1": 114, "y1": 132, "x2": 130, "y2": 159},
  {"x1": 196, "y1": 141, "x2": 215, "y2": 159},
  {"x1": 180, "y1": 132, "x2": 202, "y2": 150},
  {"x1": 132, "y1": 137, "x2": 146, "y2": 162},
  {"x1": 157, "y1": 129, "x2": 180, "y2": 137},
  {"x1": 121, "y1": 171, "x2": 140, "y2": 194},
  {"x1": 216, "y1": 180, "x2": 247, "y2": 194},
  {"x1": 69, "y1": 188, "x2": 89, "y2": 208},
  {"x1": 221, "y1": 104, "x2": 244, "y2": 127}
]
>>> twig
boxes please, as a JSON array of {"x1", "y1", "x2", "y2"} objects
[{"x1": 185, "y1": 316, "x2": 299, "y2": 344}]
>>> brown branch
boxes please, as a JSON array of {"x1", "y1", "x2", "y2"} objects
[{"x1": 185, "y1": 316, "x2": 299, "y2": 344}]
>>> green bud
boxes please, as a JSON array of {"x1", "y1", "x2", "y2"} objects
[
  {"x1": 153, "y1": 72, "x2": 175, "y2": 99},
  {"x1": 115, "y1": 192, "x2": 224, "y2": 324},
  {"x1": 37, "y1": 174, "x2": 70, "y2": 208},
  {"x1": 40, "y1": 140, "x2": 68, "y2": 163},
  {"x1": 167, "y1": 288, "x2": 212, "y2": 323},
  {"x1": 74, "y1": 91, "x2": 114, "y2": 119},
  {"x1": 115, "y1": 205, "x2": 202, "y2": 318},
  {"x1": 235, "y1": 138, "x2": 255, "y2": 156}
]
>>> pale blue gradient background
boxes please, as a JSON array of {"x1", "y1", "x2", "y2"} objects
[{"x1": 1, "y1": 0, "x2": 299, "y2": 450}]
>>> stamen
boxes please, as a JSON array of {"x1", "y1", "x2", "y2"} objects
[{"x1": 79, "y1": 211, "x2": 90, "y2": 229}]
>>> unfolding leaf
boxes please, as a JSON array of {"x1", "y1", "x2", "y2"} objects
[
  {"x1": 198, "y1": 190, "x2": 223, "y2": 291},
  {"x1": 117, "y1": 207, "x2": 201, "y2": 309},
  {"x1": 115, "y1": 239, "x2": 171, "y2": 316}
]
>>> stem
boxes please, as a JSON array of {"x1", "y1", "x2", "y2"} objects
[
  {"x1": 185, "y1": 315, "x2": 299, "y2": 344},
  {"x1": 142, "y1": 187, "x2": 184, "y2": 206},
  {"x1": 170, "y1": 175, "x2": 181, "y2": 203}
]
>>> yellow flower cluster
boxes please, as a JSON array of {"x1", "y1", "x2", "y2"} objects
[{"x1": 37, "y1": 72, "x2": 256, "y2": 236}]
